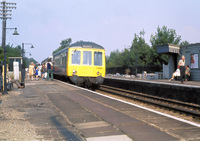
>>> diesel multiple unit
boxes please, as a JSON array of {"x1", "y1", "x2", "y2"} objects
[{"x1": 52, "y1": 41, "x2": 105, "y2": 88}]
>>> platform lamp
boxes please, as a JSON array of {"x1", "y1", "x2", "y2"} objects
[
  {"x1": 21, "y1": 43, "x2": 34, "y2": 87},
  {"x1": 2, "y1": 28, "x2": 19, "y2": 94}
]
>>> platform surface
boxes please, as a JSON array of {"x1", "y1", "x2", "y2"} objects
[
  {"x1": 106, "y1": 76, "x2": 200, "y2": 88},
  {"x1": 0, "y1": 79, "x2": 200, "y2": 140}
]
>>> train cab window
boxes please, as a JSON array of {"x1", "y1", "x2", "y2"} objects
[
  {"x1": 83, "y1": 51, "x2": 92, "y2": 65},
  {"x1": 94, "y1": 52, "x2": 102, "y2": 66},
  {"x1": 72, "y1": 50, "x2": 80, "y2": 65}
]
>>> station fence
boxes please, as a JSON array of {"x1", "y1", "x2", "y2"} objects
[{"x1": 106, "y1": 65, "x2": 162, "y2": 75}]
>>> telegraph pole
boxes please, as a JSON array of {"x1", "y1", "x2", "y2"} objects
[{"x1": 0, "y1": 1, "x2": 16, "y2": 94}]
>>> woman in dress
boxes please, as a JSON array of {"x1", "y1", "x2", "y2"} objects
[
  {"x1": 29, "y1": 62, "x2": 35, "y2": 80},
  {"x1": 169, "y1": 66, "x2": 180, "y2": 81}
]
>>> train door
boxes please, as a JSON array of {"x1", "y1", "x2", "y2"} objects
[{"x1": 65, "y1": 51, "x2": 68, "y2": 75}]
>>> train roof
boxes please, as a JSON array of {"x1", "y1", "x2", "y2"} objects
[
  {"x1": 69, "y1": 41, "x2": 104, "y2": 49},
  {"x1": 53, "y1": 41, "x2": 104, "y2": 56}
]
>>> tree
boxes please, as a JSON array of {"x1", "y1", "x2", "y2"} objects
[
  {"x1": 180, "y1": 40, "x2": 189, "y2": 46},
  {"x1": 106, "y1": 26, "x2": 190, "y2": 68},
  {"x1": 53, "y1": 38, "x2": 72, "y2": 54},
  {"x1": 106, "y1": 49, "x2": 124, "y2": 67},
  {"x1": 0, "y1": 44, "x2": 22, "y2": 64},
  {"x1": 150, "y1": 26, "x2": 182, "y2": 65},
  {"x1": 0, "y1": 47, "x2": 4, "y2": 62},
  {"x1": 131, "y1": 30, "x2": 151, "y2": 65},
  {"x1": 25, "y1": 57, "x2": 37, "y2": 67},
  {"x1": 0, "y1": 44, "x2": 38, "y2": 68}
]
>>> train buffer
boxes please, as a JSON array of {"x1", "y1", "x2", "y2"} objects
[{"x1": 0, "y1": 79, "x2": 199, "y2": 140}]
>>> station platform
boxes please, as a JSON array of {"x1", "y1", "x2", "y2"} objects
[
  {"x1": 104, "y1": 77, "x2": 200, "y2": 105},
  {"x1": 0, "y1": 79, "x2": 200, "y2": 140},
  {"x1": 106, "y1": 76, "x2": 200, "y2": 87}
]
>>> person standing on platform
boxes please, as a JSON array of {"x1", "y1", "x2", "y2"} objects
[
  {"x1": 29, "y1": 62, "x2": 35, "y2": 81},
  {"x1": 45, "y1": 59, "x2": 53, "y2": 81},
  {"x1": 38, "y1": 64, "x2": 42, "y2": 77},
  {"x1": 185, "y1": 65, "x2": 190, "y2": 81},
  {"x1": 178, "y1": 55, "x2": 185, "y2": 84},
  {"x1": 41, "y1": 64, "x2": 45, "y2": 79},
  {"x1": 35, "y1": 66, "x2": 39, "y2": 80}
]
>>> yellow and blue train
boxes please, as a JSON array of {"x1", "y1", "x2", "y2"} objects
[{"x1": 52, "y1": 41, "x2": 106, "y2": 88}]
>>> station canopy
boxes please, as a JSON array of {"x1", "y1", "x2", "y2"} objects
[{"x1": 157, "y1": 44, "x2": 180, "y2": 54}]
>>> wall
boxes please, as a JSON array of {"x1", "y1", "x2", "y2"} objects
[
  {"x1": 163, "y1": 64, "x2": 169, "y2": 79},
  {"x1": 180, "y1": 43, "x2": 200, "y2": 81}
]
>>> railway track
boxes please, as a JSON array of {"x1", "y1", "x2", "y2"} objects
[{"x1": 98, "y1": 85, "x2": 200, "y2": 119}]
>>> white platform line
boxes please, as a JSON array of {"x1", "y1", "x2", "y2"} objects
[
  {"x1": 86, "y1": 135, "x2": 132, "y2": 141},
  {"x1": 57, "y1": 80, "x2": 200, "y2": 128}
]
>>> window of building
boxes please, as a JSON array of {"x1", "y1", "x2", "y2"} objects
[
  {"x1": 83, "y1": 51, "x2": 92, "y2": 65},
  {"x1": 72, "y1": 50, "x2": 80, "y2": 65},
  {"x1": 94, "y1": 52, "x2": 102, "y2": 66}
]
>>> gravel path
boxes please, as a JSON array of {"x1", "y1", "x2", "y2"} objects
[{"x1": 0, "y1": 90, "x2": 42, "y2": 141}]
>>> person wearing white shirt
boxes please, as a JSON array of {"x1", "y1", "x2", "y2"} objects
[{"x1": 178, "y1": 55, "x2": 185, "y2": 84}]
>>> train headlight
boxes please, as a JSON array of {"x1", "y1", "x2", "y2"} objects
[
  {"x1": 73, "y1": 70, "x2": 77, "y2": 75},
  {"x1": 97, "y1": 71, "x2": 100, "y2": 75}
]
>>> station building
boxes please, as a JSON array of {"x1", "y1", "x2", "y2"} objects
[{"x1": 157, "y1": 43, "x2": 200, "y2": 81}]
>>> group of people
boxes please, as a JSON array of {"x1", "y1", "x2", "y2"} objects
[
  {"x1": 28, "y1": 59, "x2": 53, "y2": 81},
  {"x1": 169, "y1": 55, "x2": 190, "y2": 83}
]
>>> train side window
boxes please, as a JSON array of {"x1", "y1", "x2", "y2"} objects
[
  {"x1": 72, "y1": 50, "x2": 80, "y2": 65},
  {"x1": 94, "y1": 52, "x2": 102, "y2": 66},
  {"x1": 83, "y1": 51, "x2": 92, "y2": 65}
]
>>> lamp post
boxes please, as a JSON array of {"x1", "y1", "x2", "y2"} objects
[
  {"x1": 21, "y1": 43, "x2": 34, "y2": 87},
  {"x1": 1, "y1": 27, "x2": 19, "y2": 94},
  {"x1": 2, "y1": 12, "x2": 7, "y2": 94},
  {"x1": 0, "y1": 1, "x2": 17, "y2": 94}
]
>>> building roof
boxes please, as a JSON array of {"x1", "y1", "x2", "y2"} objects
[
  {"x1": 180, "y1": 43, "x2": 200, "y2": 48},
  {"x1": 157, "y1": 44, "x2": 180, "y2": 54}
]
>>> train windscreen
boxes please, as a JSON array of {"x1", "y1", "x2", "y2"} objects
[
  {"x1": 83, "y1": 51, "x2": 92, "y2": 65},
  {"x1": 94, "y1": 52, "x2": 102, "y2": 66},
  {"x1": 72, "y1": 51, "x2": 81, "y2": 65}
]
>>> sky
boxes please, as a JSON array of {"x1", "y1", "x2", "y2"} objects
[{"x1": 2, "y1": 0, "x2": 200, "y2": 63}]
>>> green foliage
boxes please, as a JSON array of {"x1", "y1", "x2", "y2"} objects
[
  {"x1": 53, "y1": 38, "x2": 72, "y2": 54},
  {"x1": 131, "y1": 30, "x2": 151, "y2": 65},
  {"x1": 106, "y1": 30, "x2": 151, "y2": 68},
  {"x1": 0, "y1": 48, "x2": 4, "y2": 62},
  {"x1": 180, "y1": 40, "x2": 189, "y2": 46},
  {"x1": 0, "y1": 44, "x2": 22, "y2": 64},
  {"x1": 25, "y1": 57, "x2": 37, "y2": 67},
  {"x1": 6, "y1": 44, "x2": 21, "y2": 58},
  {"x1": 106, "y1": 26, "x2": 190, "y2": 70},
  {"x1": 0, "y1": 44, "x2": 37, "y2": 68},
  {"x1": 106, "y1": 49, "x2": 123, "y2": 67},
  {"x1": 149, "y1": 26, "x2": 184, "y2": 65}
]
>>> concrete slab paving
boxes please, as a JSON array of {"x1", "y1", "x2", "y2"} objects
[
  {"x1": 56, "y1": 83, "x2": 178, "y2": 140},
  {"x1": 170, "y1": 127, "x2": 200, "y2": 140},
  {"x1": 86, "y1": 135, "x2": 132, "y2": 141},
  {"x1": 75, "y1": 121, "x2": 110, "y2": 129},
  {"x1": 57, "y1": 81, "x2": 200, "y2": 140},
  {"x1": 1, "y1": 79, "x2": 199, "y2": 140},
  {"x1": 0, "y1": 80, "x2": 84, "y2": 141}
]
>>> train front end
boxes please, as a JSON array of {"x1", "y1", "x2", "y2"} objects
[{"x1": 67, "y1": 41, "x2": 105, "y2": 88}]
